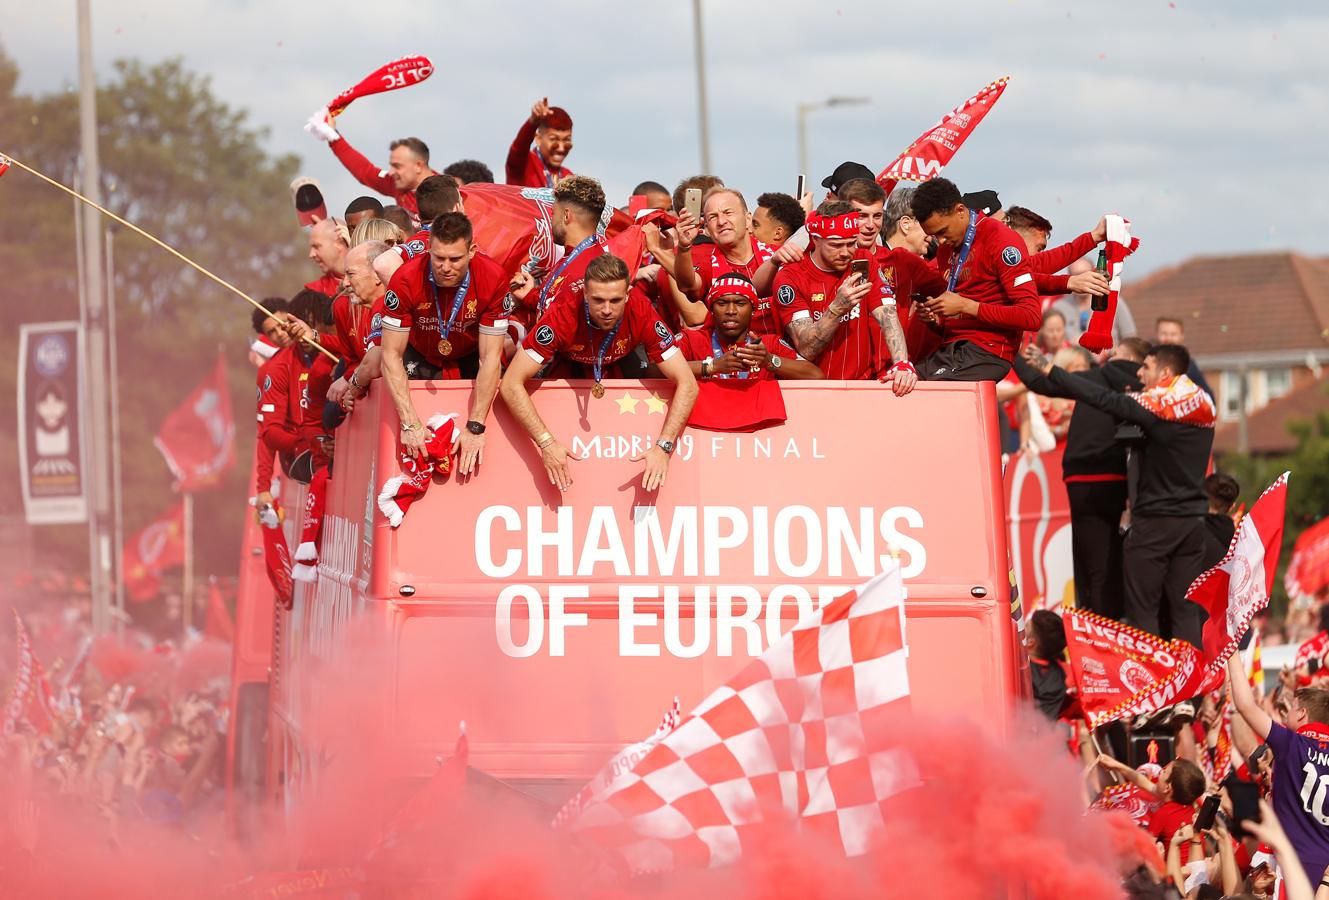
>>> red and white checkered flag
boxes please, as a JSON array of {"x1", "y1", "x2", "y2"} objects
[{"x1": 564, "y1": 563, "x2": 918, "y2": 872}]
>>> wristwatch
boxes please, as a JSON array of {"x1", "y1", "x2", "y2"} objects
[
  {"x1": 701, "y1": 357, "x2": 713, "y2": 377},
  {"x1": 656, "y1": 438, "x2": 675, "y2": 455},
  {"x1": 768, "y1": 354, "x2": 782, "y2": 371},
  {"x1": 466, "y1": 420, "x2": 486, "y2": 435}
]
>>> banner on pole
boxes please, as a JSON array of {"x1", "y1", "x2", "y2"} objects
[
  {"x1": 154, "y1": 353, "x2": 236, "y2": 492},
  {"x1": 17, "y1": 321, "x2": 87, "y2": 524}
]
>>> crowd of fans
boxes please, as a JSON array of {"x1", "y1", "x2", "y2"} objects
[{"x1": 2, "y1": 577, "x2": 231, "y2": 860}]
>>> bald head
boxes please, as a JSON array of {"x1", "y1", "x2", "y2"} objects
[
  {"x1": 345, "y1": 241, "x2": 387, "y2": 305},
  {"x1": 308, "y1": 218, "x2": 348, "y2": 277}
]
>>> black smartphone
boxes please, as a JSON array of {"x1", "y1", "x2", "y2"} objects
[
  {"x1": 1311, "y1": 658, "x2": 1321, "y2": 675},
  {"x1": 1194, "y1": 794, "x2": 1222, "y2": 832},
  {"x1": 1225, "y1": 779, "x2": 1261, "y2": 832},
  {"x1": 849, "y1": 259, "x2": 870, "y2": 283}
]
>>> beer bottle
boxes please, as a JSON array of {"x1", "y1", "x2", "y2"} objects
[{"x1": 1091, "y1": 248, "x2": 1109, "y2": 312}]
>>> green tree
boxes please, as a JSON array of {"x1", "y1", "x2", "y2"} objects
[
  {"x1": 1219, "y1": 387, "x2": 1329, "y2": 618},
  {"x1": 0, "y1": 46, "x2": 312, "y2": 582}
]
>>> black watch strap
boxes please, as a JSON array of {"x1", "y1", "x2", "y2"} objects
[{"x1": 466, "y1": 420, "x2": 486, "y2": 435}]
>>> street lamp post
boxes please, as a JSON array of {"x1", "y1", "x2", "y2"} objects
[{"x1": 797, "y1": 96, "x2": 871, "y2": 180}]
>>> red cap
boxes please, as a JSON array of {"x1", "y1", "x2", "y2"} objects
[{"x1": 290, "y1": 176, "x2": 328, "y2": 227}]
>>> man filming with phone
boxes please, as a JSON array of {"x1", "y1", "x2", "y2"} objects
[
  {"x1": 772, "y1": 202, "x2": 915, "y2": 393},
  {"x1": 672, "y1": 188, "x2": 780, "y2": 331}
]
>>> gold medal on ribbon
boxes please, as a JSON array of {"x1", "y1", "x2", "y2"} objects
[
  {"x1": 437, "y1": 338, "x2": 453, "y2": 357},
  {"x1": 591, "y1": 382, "x2": 606, "y2": 399}
]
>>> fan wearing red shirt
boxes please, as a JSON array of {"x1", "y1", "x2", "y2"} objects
[
  {"x1": 251, "y1": 303, "x2": 294, "y2": 509},
  {"x1": 259, "y1": 290, "x2": 338, "y2": 481},
  {"x1": 371, "y1": 175, "x2": 464, "y2": 287},
  {"x1": 505, "y1": 98, "x2": 573, "y2": 189},
  {"x1": 509, "y1": 175, "x2": 609, "y2": 328},
  {"x1": 680, "y1": 276, "x2": 823, "y2": 381},
  {"x1": 1005, "y1": 206, "x2": 1111, "y2": 297},
  {"x1": 327, "y1": 240, "x2": 391, "y2": 410},
  {"x1": 378, "y1": 213, "x2": 511, "y2": 473},
  {"x1": 305, "y1": 111, "x2": 436, "y2": 219},
  {"x1": 911, "y1": 178, "x2": 1043, "y2": 381},
  {"x1": 672, "y1": 188, "x2": 780, "y2": 332},
  {"x1": 501, "y1": 254, "x2": 698, "y2": 494},
  {"x1": 836, "y1": 179, "x2": 916, "y2": 383},
  {"x1": 773, "y1": 203, "x2": 917, "y2": 395},
  {"x1": 305, "y1": 218, "x2": 348, "y2": 296}
]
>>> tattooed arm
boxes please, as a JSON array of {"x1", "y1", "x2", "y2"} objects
[
  {"x1": 786, "y1": 275, "x2": 870, "y2": 361},
  {"x1": 873, "y1": 303, "x2": 917, "y2": 396}
]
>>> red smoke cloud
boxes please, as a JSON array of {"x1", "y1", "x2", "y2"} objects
[{"x1": 3, "y1": 614, "x2": 1140, "y2": 899}]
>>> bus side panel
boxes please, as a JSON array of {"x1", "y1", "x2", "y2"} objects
[
  {"x1": 292, "y1": 380, "x2": 1024, "y2": 780},
  {"x1": 1005, "y1": 445, "x2": 1074, "y2": 614},
  {"x1": 226, "y1": 445, "x2": 276, "y2": 832}
]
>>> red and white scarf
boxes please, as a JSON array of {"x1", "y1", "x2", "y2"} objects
[
  {"x1": 1079, "y1": 215, "x2": 1140, "y2": 352},
  {"x1": 1130, "y1": 374, "x2": 1216, "y2": 427},
  {"x1": 377, "y1": 414, "x2": 459, "y2": 527}
]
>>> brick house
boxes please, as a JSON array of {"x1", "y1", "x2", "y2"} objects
[{"x1": 1126, "y1": 252, "x2": 1329, "y2": 453}]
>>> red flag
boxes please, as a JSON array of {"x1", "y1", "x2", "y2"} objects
[
  {"x1": 122, "y1": 502, "x2": 186, "y2": 602},
  {"x1": 687, "y1": 379, "x2": 788, "y2": 432},
  {"x1": 3, "y1": 611, "x2": 55, "y2": 736},
  {"x1": 154, "y1": 353, "x2": 235, "y2": 492},
  {"x1": 1186, "y1": 472, "x2": 1289, "y2": 682},
  {"x1": 1287, "y1": 516, "x2": 1329, "y2": 605},
  {"x1": 1092, "y1": 782, "x2": 1161, "y2": 827},
  {"x1": 605, "y1": 224, "x2": 648, "y2": 281},
  {"x1": 875, "y1": 76, "x2": 1010, "y2": 193},
  {"x1": 458, "y1": 183, "x2": 556, "y2": 279},
  {"x1": 259, "y1": 504, "x2": 294, "y2": 610},
  {"x1": 204, "y1": 578, "x2": 234, "y2": 642},
  {"x1": 327, "y1": 55, "x2": 434, "y2": 117},
  {"x1": 1064, "y1": 608, "x2": 1202, "y2": 729},
  {"x1": 457, "y1": 184, "x2": 635, "y2": 282},
  {"x1": 0, "y1": 154, "x2": 10, "y2": 179},
  {"x1": 566, "y1": 564, "x2": 917, "y2": 871},
  {"x1": 1297, "y1": 631, "x2": 1329, "y2": 671}
]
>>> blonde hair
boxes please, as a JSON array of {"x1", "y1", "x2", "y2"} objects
[
  {"x1": 1053, "y1": 346, "x2": 1092, "y2": 372},
  {"x1": 350, "y1": 218, "x2": 405, "y2": 247}
]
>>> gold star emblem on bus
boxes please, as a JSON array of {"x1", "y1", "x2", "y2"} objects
[{"x1": 616, "y1": 392, "x2": 640, "y2": 414}]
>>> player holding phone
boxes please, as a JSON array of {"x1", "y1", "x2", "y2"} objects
[
  {"x1": 771, "y1": 202, "x2": 916, "y2": 394},
  {"x1": 671, "y1": 188, "x2": 781, "y2": 330}
]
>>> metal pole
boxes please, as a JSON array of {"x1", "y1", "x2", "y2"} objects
[
  {"x1": 797, "y1": 104, "x2": 812, "y2": 181},
  {"x1": 1237, "y1": 365, "x2": 1250, "y2": 455},
  {"x1": 183, "y1": 492, "x2": 194, "y2": 637},
  {"x1": 106, "y1": 227, "x2": 127, "y2": 637},
  {"x1": 77, "y1": 0, "x2": 113, "y2": 634},
  {"x1": 691, "y1": 0, "x2": 712, "y2": 173}
]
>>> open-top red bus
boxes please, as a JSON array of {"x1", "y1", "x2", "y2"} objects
[{"x1": 228, "y1": 378, "x2": 1044, "y2": 841}]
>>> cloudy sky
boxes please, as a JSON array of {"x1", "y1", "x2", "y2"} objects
[{"x1": 7, "y1": 0, "x2": 1328, "y2": 276}]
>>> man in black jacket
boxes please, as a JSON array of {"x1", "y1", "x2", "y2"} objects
[
  {"x1": 1022, "y1": 343, "x2": 1216, "y2": 649},
  {"x1": 1015, "y1": 337, "x2": 1150, "y2": 619}
]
